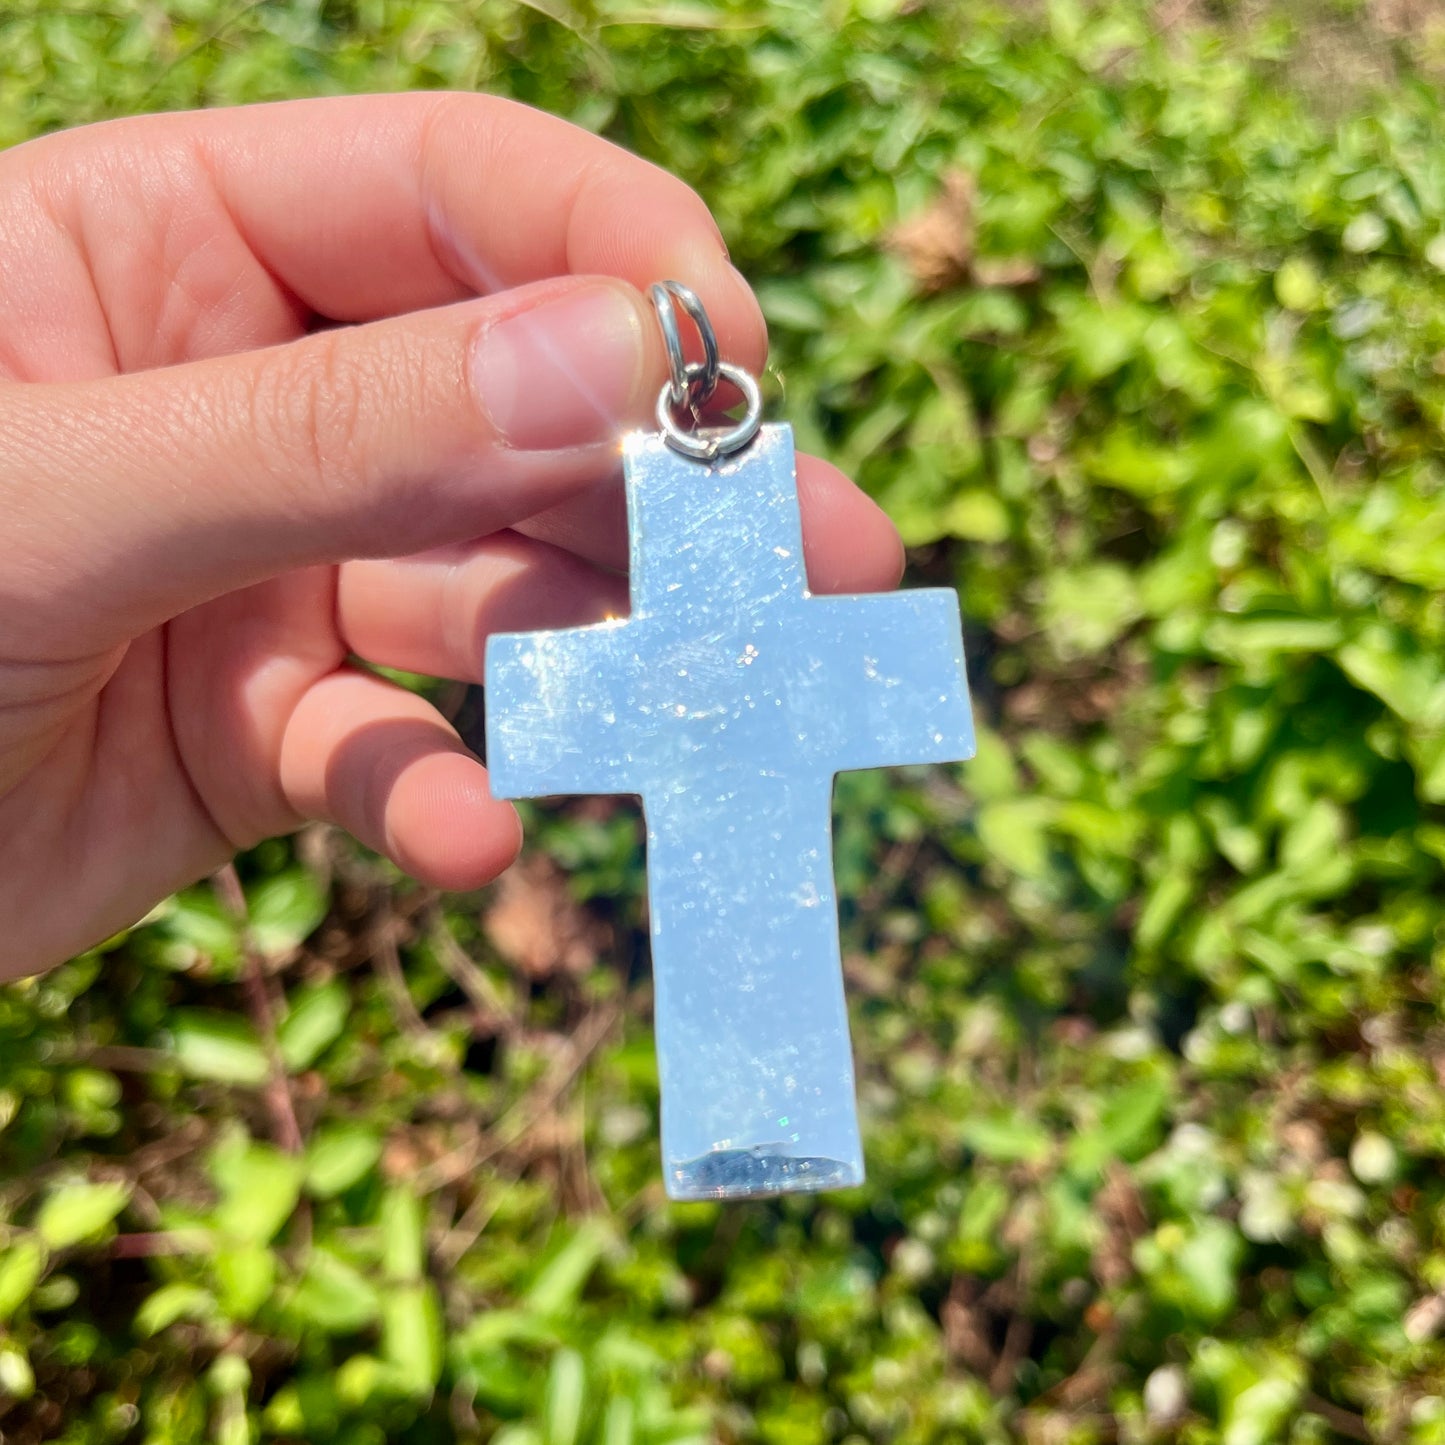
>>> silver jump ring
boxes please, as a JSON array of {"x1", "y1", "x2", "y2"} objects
[
  {"x1": 656, "y1": 361, "x2": 762, "y2": 462},
  {"x1": 649, "y1": 280, "x2": 720, "y2": 409}
]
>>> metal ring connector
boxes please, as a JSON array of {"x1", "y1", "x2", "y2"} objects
[
  {"x1": 656, "y1": 361, "x2": 762, "y2": 462},
  {"x1": 650, "y1": 280, "x2": 720, "y2": 410}
]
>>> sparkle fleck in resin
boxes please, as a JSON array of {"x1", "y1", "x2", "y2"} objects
[{"x1": 485, "y1": 424, "x2": 974, "y2": 1200}]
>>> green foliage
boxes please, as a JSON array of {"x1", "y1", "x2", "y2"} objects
[{"x1": 3, "y1": 0, "x2": 1445, "y2": 1439}]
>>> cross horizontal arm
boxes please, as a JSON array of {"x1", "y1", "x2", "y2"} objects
[
  {"x1": 484, "y1": 623, "x2": 644, "y2": 799},
  {"x1": 797, "y1": 589, "x2": 976, "y2": 776}
]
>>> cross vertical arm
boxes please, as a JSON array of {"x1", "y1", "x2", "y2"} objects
[{"x1": 644, "y1": 772, "x2": 863, "y2": 1198}]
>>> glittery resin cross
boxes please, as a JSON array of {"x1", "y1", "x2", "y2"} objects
[{"x1": 485, "y1": 424, "x2": 974, "y2": 1199}]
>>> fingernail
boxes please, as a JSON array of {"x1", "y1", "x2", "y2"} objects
[{"x1": 472, "y1": 285, "x2": 645, "y2": 450}]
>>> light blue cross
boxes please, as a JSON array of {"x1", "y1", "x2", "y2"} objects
[{"x1": 485, "y1": 425, "x2": 974, "y2": 1199}]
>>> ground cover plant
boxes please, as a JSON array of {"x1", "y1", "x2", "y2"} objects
[{"x1": 2, "y1": 0, "x2": 1445, "y2": 1440}]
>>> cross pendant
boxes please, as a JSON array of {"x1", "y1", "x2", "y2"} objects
[{"x1": 485, "y1": 425, "x2": 974, "y2": 1199}]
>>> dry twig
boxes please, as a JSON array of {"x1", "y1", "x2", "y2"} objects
[
  {"x1": 213, "y1": 865, "x2": 303, "y2": 1154},
  {"x1": 413, "y1": 1004, "x2": 620, "y2": 1194}
]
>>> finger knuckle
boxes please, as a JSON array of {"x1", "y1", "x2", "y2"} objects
[{"x1": 251, "y1": 329, "x2": 377, "y2": 505}]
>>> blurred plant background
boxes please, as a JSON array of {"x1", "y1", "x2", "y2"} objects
[{"x1": 3, "y1": 0, "x2": 1445, "y2": 1439}]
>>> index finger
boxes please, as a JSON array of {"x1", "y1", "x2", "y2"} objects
[{"x1": 38, "y1": 91, "x2": 766, "y2": 370}]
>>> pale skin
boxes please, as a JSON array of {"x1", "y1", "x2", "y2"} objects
[{"x1": 0, "y1": 92, "x2": 904, "y2": 979}]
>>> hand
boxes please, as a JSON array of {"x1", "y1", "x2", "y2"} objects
[{"x1": 0, "y1": 93, "x2": 904, "y2": 978}]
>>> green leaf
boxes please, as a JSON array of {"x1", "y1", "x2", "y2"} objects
[
  {"x1": 1406, "y1": 725, "x2": 1445, "y2": 802},
  {"x1": 209, "y1": 1354, "x2": 252, "y2": 1445},
  {"x1": 940, "y1": 489, "x2": 1011, "y2": 543},
  {"x1": 335, "y1": 1354, "x2": 407, "y2": 1409},
  {"x1": 1274, "y1": 255, "x2": 1322, "y2": 310},
  {"x1": 35, "y1": 1180, "x2": 131, "y2": 1249},
  {"x1": 247, "y1": 869, "x2": 327, "y2": 959},
  {"x1": 304, "y1": 1126, "x2": 382, "y2": 1199},
  {"x1": 1042, "y1": 562, "x2": 1142, "y2": 656},
  {"x1": 1084, "y1": 426, "x2": 1190, "y2": 498},
  {"x1": 1342, "y1": 211, "x2": 1388, "y2": 252},
  {"x1": 212, "y1": 1143, "x2": 303, "y2": 1245},
  {"x1": 544, "y1": 1348, "x2": 586, "y2": 1445},
  {"x1": 170, "y1": 1011, "x2": 270, "y2": 1086},
  {"x1": 1194, "y1": 1341, "x2": 1305, "y2": 1445},
  {"x1": 0, "y1": 1238, "x2": 47, "y2": 1320},
  {"x1": 214, "y1": 1244, "x2": 275, "y2": 1321},
  {"x1": 277, "y1": 981, "x2": 348, "y2": 1072},
  {"x1": 150, "y1": 892, "x2": 242, "y2": 970},
  {"x1": 1068, "y1": 1077, "x2": 1170, "y2": 1174},
  {"x1": 525, "y1": 1221, "x2": 611, "y2": 1317},
  {"x1": 380, "y1": 1282, "x2": 443, "y2": 1396},
  {"x1": 1136, "y1": 871, "x2": 1193, "y2": 950},
  {"x1": 0, "y1": 1343, "x2": 35, "y2": 1401},
  {"x1": 1338, "y1": 626, "x2": 1445, "y2": 726},
  {"x1": 1207, "y1": 616, "x2": 1345, "y2": 660},
  {"x1": 260, "y1": 1383, "x2": 308, "y2": 1436},
  {"x1": 1280, "y1": 798, "x2": 1346, "y2": 875},
  {"x1": 1137, "y1": 1217, "x2": 1243, "y2": 1322},
  {"x1": 966, "y1": 727, "x2": 1020, "y2": 802},
  {"x1": 136, "y1": 1283, "x2": 216, "y2": 1336},
  {"x1": 380, "y1": 1187, "x2": 425, "y2": 1283},
  {"x1": 755, "y1": 279, "x2": 828, "y2": 332},
  {"x1": 1054, "y1": 295, "x2": 1148, "y2": 380},
  {"x1": 492, "y1": 1429, "x2": 544, "y2": 1445},
  {"x1": 960, "y1": 1111, "x2": 1052, "y2": 1164},
  {"x1": 976, "y1": 798, "x2": 1056, "y2": 877},
  {"x1": 601, "y1": 1397, "x2": 635, "y2": 1445},
  {"x1": 457, "y1": 1336, "x2": 542, "y2": 1416},
  {"x1": 290, "y1": 1248, "x2": 381, "y2": 1334}
]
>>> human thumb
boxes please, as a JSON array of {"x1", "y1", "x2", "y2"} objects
[{"x1": 1, "y1": 275, "x2": 662, "y2": 653}]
